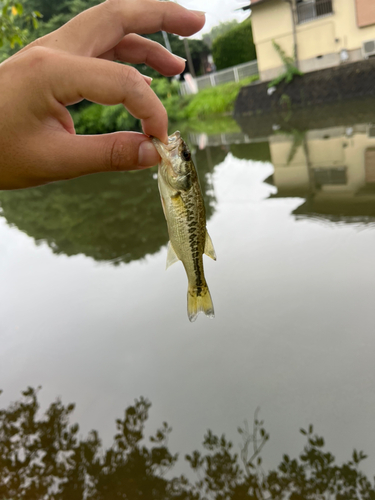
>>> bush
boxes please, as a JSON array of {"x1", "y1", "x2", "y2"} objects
[
  {"x1": 182, "y1": 76, "x2": 258, "y2": 120},
  {"x1": 69, "y1": 74, "x2": 259, "y2": 134},
  {"x1": 212, "y1": 19, "x2": 256, "y2": 71},
  {"x1": 70, "y1": 103, "x2": 138, "y2": 135}
]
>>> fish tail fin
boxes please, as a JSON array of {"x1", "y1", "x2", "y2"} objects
[{"x1": 187, "y1": 285, "x2": 215, "y2": 322}]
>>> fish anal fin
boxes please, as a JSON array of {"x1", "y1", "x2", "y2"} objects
[
  {"x1": 166, "y1": 241, "x2": 179, "y2": 270},
  {"x1": 204, "y1": 230, "x2": 216, "y2": 261}
]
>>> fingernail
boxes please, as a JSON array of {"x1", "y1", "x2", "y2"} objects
[
  {"x1": 138, "y1": 140, "x2": 159, "y2": 167},
  {"x1": 191, "y1": 10, "x2": 206, "y2": 16},
  {"x1": 175, "y1": 55, "x2": 187, "y2": 62},
  {"x1": 141, "y1": 75, "x2": 153, "y2": 86}
]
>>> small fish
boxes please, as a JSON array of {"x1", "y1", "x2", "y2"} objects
[{"x1": 152, "y1": 131, "x2": 216, "y2": 322}]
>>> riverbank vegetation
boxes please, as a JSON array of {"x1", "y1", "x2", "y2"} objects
[
  {"x1": 1, "y1": 0, "x2": 258, "y2": 134},
  {"x1": 71, "y1": 75, "x2": 259, "y2": 135}
]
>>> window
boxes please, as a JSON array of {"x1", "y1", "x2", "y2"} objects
[
  {"x1": 313, "y1": 167, "x2": 347, "y2": 188},
  {"x1": 355, "y1": 0, "x2": 375, "y2": 28},
  {"x1": 296, "y1": 0, "x2": 333, "y2": 24}
]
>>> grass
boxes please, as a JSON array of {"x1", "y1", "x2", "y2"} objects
[
  {"x1": 69, "y1": 75, "x2": 259, "y2": 135},
  {"x1": 180, "y1": 75, "x2": 259, "y2": 120}
]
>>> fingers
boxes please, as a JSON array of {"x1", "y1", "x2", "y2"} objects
[
  {"x1": 100, "y1": 34, "x2": 186, "y2": 77},
  {"x1": 36, "y1": 0, "x2": 205, "y2": 58},
  {"x1": 46, "y1": 51, "x2": 168, "y2": 142},
  {"x1": 48, "y1": 132, "x2": 160, "y2": 181}
]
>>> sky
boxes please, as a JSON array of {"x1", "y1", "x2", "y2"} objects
[{"x1": 174, "y1": 0, "x2": 250, "y2": 36}]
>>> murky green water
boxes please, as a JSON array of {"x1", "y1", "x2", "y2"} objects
[{"x1": 1, "y1": 100, "x2": 375, "y2": 496}]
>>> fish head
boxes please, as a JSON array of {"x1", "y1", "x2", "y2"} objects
[{"x1": 152, "y1": 131, "x2": 195, "y2": 191}]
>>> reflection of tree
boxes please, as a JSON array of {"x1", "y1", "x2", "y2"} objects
[
  {"x1": 0, "y1": 388, "x2": 191, "y2": 499},
  {"x1": 293, "y1": 199, "x2": 375, "y2": 225},
  {"x1": 194, "y1": 146, "x2": 229, "y2": 174},
  {"x1": 230, "y1": 142, "x2": 271, "y2": 163},
  {"x1": 1, "y1": 387, "x2": 374, "y2": 500},
  {"x1": 0, "y1": 166, "x2": 215, "y2": 264}
]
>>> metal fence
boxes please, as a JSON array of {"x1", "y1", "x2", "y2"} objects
[
  {"x1": 296, "y1": 0, "x2": 333, "y2": 24},
  {"x1": 180, "y1": 60, "x2": 259, "y2": 95},
  {"x1": 188, "y1": 132, "x2": 259, "y2": 148}
]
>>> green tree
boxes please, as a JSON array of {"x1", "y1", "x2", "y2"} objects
[
  {"x1": 134, "y1": 31, "x2": 208, "y2": 79},
  {"x1": 26, "y1": 0, "x2": 70, "y2": 22},
  {"x1": 0, "y1": 0, "x2": 41, "y2": 48},
  {"x1": 27, "y1": 0, "x2": 208, "y2": 77},
  {"x1": 212, "y1": 19, "x2": 256, "y2": 71},
  {"x1": 202, "y1": 19, "x2": 239, "y2": 49},
  {"x1": 31, "y1": 0, "x2": 101, "y2": 36}
]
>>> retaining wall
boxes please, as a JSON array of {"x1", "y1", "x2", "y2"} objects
[{"x1": 234, "y1": 58, "x2": 375, "y2": 119}]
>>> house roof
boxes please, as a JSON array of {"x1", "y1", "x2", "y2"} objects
[{"x1": 250, "y1": 0, "x2": 273, "y2": 5}]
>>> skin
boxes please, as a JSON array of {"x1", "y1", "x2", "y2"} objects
[{"x1": 0, "y1": 0, "x2": 205, "y2": 190}]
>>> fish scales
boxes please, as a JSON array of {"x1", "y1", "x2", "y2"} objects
[
  {"x1": 152, "y1": 131, "x2": 216, "y2": 322},
  {"x1": 173, "y1": 187, "x2": 205, "y2": 290}
]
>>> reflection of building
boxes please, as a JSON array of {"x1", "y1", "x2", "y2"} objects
[
  {"x1": 250, "y1": 0, "x2": 375, "y2": 81},
  {"x1": 268, "y1": 124, "x2": 375, "y2": 222}
]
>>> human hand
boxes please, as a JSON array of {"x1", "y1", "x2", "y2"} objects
[{"x1": 0, "y1": 0, "x2": 205, "y2": 189}]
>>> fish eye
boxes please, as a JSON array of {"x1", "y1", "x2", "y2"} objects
[{"x1": 182, "y1": 149, "x2": 191, "y2": 161}]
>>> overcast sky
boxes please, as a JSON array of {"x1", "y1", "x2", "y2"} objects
[{"x1": 175, "y1": 0, "x2": 250, "y2": 36}]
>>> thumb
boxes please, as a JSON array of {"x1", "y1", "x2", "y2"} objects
[{"x1": 50, "y1": 131, "x2": 160, "y2": 181}]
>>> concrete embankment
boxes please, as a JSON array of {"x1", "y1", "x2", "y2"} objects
[{"x1": 234, "y1": 58, "x2": 375, "y2": 136}]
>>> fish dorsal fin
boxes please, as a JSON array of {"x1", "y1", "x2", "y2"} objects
[
  {"x1": 166, "y1": 241, "x2": 180, "y2": 269},
  {"x1": 204, "y1": 230, "x2": 216, "y2": 261}
]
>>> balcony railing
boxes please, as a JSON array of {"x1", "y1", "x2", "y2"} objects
[{"x1": 296, "y1": 0, "x2": 333, "y2": 24}]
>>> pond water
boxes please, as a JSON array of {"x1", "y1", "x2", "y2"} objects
[{"x1": 1, "y1": 100, "x2": 375, "y2": 493}]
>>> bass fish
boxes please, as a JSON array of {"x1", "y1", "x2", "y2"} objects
[{"x1": 152, "y1": 131, "x2": 216, "y2": 322}]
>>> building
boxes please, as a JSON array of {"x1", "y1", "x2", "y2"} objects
[{"x1": 250, "y1": 0, "x2": 375, "y2": 81}]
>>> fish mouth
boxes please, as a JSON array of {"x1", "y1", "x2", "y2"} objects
[{"x1": 152, "y1": 131, "x2": 181, "y2": 161}]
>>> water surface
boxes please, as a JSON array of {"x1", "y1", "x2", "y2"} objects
[{"x1": 1, "y1": 101, "x2": 375, "y2": 492}]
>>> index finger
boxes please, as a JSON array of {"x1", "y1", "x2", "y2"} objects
[
  {"x1": 38, "y1": 0, "x2": 205, "y2": 58},
  {"x1": 46, "y1": 52, "x2": 169, "y2": 142}
]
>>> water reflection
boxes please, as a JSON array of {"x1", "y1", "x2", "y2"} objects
[
  {"x1": 0, "y1": 166, "x2": 215, "y2": 265},
  {"x1": 2, "y1": 106, "x2": 375, "y2": 498},
  {"x1": 191, "y1": 103, "x2": 375, "y2": 226},
  {"x1": 233, "y1": 97, "x2": 375, "y2": 225},
  {"x1": 1, "y1": 387, "x2": 373, "y2": 500},
  {"x1": 268, "y1": 125, "x2": 375, "y2": 224},
  {"x1": 2, "y1": 103, "x2": 375, "y2": 264}
]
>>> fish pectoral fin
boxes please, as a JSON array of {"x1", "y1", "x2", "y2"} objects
[
  {"x1": 160, "y1": 194, "x2": 167, "y2": 219},
  {"x1": 166, "y1": 241, "x2": 180, "y2": 269},
  {"x1": 204, "y1": 230, "x2": 217, "y2": 261}
]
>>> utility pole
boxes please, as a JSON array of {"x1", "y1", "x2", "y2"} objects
[
  {"x1": 183, "y1": 38, "x2": 196, "y2": 78},
  {"x1": 162, "y1": 31, "x2": 172, "y2": 53},
  {"x1": 287, "y1": 0, "x2": 299, "y2": 69}
]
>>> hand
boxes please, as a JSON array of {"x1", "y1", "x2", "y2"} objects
[{"x1": 0, "y1": 0, "x2": 205, "y2": 189}]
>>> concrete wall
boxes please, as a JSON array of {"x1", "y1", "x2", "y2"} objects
[
  {"x1": 234, "y1": 58, "x2": 375, "y2": 122},
  {"x1": 251, "y1": 0, "x2": 375, "y2": 81}
]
